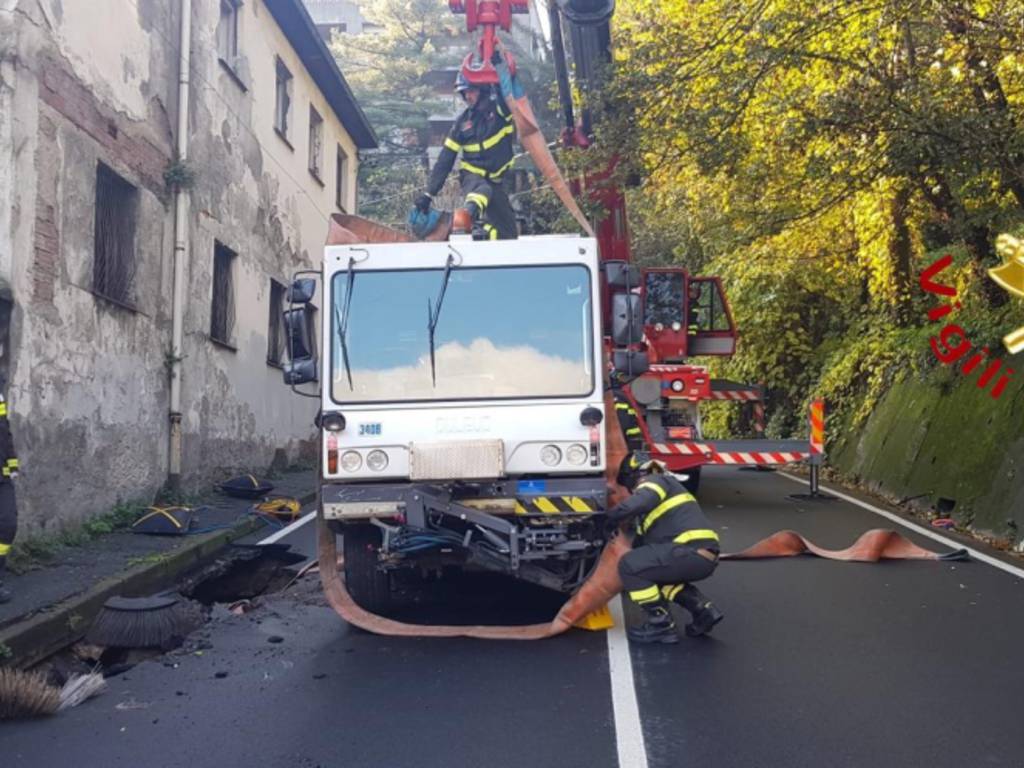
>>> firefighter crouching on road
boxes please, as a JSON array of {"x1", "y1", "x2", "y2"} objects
[
  {"x1": 0, "y1": 386, "x2": 19, "y2": 604},
  {"x1": 413, "y1": 52, "x2": 521, "y2": 242},
  {"x1": 607, "y1": 453, "x2": 724, "y2": 644}
]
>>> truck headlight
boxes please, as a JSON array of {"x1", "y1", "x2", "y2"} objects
[
  {"x1": 540, "y1": 445, "x2": 562, "y2": 466},
  {"x1": 566, "y1": 444, "x2": 588, "y2": 466},
  {"x1": 366, "y1": 450, "x2": 389, "y2": 472},
  {"x1": 340, "y1": 451, "x2": 362, "y2": 472}
]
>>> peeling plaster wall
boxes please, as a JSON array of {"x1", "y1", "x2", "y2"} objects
[{"x1": 6, "y1": 0, "x2": 363, "y2": 534}]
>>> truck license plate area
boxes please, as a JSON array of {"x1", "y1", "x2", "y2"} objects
[{"x1": 409, "y1": 440, "x2": 504, "y2": 481}]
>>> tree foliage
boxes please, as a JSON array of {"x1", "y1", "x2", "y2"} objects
[{"x1": 601, "y1": 0, "x2": 1024, "y2": 433}]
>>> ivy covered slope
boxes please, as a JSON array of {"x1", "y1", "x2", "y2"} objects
[{"x1": 602, "y1": 1, "x2": 1024, "y2": 540}]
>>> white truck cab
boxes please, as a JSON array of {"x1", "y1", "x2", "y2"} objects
[{"x1": 285, "y1": 234, "x2": 609, "y2": 611}]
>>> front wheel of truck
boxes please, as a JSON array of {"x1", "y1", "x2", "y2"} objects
[{"x1": 343, "y1": 524, "x2": 392, "y2": 614}]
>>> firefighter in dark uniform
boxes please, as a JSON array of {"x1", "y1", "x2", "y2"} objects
[
  {"x1": 613, "y1": 390, "x2": 644, "y2": 451},
  {"x1": 414, "y1": 70, "x2": 518, "y2": 241},
  {"x1": 0, "y1": 386, "x2": 19, "y2": 604},
  {"x1": 607, "y1": 453, "x2": 724, "y2": 644}
]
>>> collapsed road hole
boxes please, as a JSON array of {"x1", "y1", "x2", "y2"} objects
[
  {"x1": 183, "y1": 544, "x2": 306, "y2": 606},
  {"x1": 936, "y1": 497, "x2": 956, "y2": 515}
]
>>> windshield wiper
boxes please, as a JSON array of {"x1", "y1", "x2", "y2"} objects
[
  {"x1": 336, "y1": 257, "x2": 356, "y2": 390},
  {"x1": 426, "y1": 253, "x2": 456, "y2": 386}
]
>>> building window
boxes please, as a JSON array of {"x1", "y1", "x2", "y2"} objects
[
  {"x1": 308, "y1": 106, "x2": 323, "y2": 181},
  {"x1": 93, "y1": 162, "x2": 138, "y2": 308},
  {"x1": 274, "y1": 57, "x2": 293, "y2": 142},
  {"x1": 210, "y1": 242, "x2": 236, "y2": 347},
  {"x1": 267, "y1": 278, "x2": 286, "y2": 367},
  {"x1": 217, "y1": 0, "x2": 241, "y2": 62},
  {"x1": 335, "y1": 144, "x2": 349, "y2": 212}
]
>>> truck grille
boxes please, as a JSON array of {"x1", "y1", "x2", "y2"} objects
[{"x1": 409, "y1": 440, "x2": 504, "y2": 481}]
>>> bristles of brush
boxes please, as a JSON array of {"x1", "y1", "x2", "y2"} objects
[
  {"x1": 58, "y1": 673, "x2": 106, "y2": 711},
  {"x1": 0, "y1": 668, "x2": 60, "y2": 719},
  {"x1": 87, "y1": 601, "x2": 202, "y2": 648}
]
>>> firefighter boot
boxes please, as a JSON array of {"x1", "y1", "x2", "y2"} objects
[
  {"x1": 0, "y1": 559, "x2": 10, "y2": 604},
  {"x1": 466, "y1": 202, "x2": 488, "y2": 241},
  {"x1": 627, "y1": 601, "x2": 679, "y2": 644},
  {"x1": 677, "y1": 584, "x2": 723, "y2": 637}
]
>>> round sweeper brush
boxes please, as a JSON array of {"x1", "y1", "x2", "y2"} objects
[{"x1": 86, "y1": 594, "x2": 203, "y2": 649}]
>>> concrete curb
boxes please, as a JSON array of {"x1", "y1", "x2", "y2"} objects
[{"x1": 0, "y1": 490, "x2": 317, "y2": 669}]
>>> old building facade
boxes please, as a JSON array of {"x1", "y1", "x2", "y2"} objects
[{"x1": 0, "y1": 0, "x2": 376, "y2": 534}]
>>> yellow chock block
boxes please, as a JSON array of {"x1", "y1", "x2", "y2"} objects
[{"x1": 574, "y1": 605, "x2": 614, "y2": 631}]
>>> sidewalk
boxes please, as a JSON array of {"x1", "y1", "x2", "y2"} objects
[{"x1": 0, "y1": 469, "x2": 316, "y2": 668}]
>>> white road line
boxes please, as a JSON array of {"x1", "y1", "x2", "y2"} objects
[
  {"x1": 777, "y1": 471, "x2": 1024, "y2": 580},
  {"x1": 257, "y1": 510, "x2": 316, "y2": 545},
  {"x1": 607, "y1": 596, "x2": 650, "y2": 768}
]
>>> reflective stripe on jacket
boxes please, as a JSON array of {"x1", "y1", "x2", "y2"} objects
[{"x1": 608, "y1": 472, "x2": 716, "y2": 546}]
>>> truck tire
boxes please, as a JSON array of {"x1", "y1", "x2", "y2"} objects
[
  {"x1": 682, "y1": 466, "x2": 701, "y2": 495},
  {"x1": 343, "y1": 524, "x2": 392, "y2": 614}
]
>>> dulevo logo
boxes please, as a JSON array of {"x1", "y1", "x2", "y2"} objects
[{"x1": 989, "y1": 234, "x2": 1024, "y2": 355}]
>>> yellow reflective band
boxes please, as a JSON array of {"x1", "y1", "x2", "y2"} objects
[
  {"x1": 481, "y1": 124, "x2": 514, "y2": 150},
  {"x1": 626, "y1": 427, "x2": 642, "y2": 436},
  {"x1": 636, "y1": 481, "x2": 667, "y2": 501},
  {"x1": 485, "y1": 224, "x2": 498, "y2": 240},
  {"x1": 466, "y1": 192, "x2": 489, "y2": 210},
  {"x1": 462, "y1": 141, "x2": 482, "y2": 153},
  {"x1": 628, "y1": 585, "x2": 661, "y2": 605},
  {"x1": 674, "y1": 528, "x2": 720, "y2": 545},
  {"x1": 6, "y1": 459, "x2": 18, "y2": 468},
  {"x1": 444, "y1": 137, "x2": 462, "y2": 152},
  {"x1": 0, "y1": 403, "x2": 7, "y2": 417},
  {"x1": 662, "y1": 584, "x2": 684, "y2": 601},
  {"x1": 1, "y1": 468, "x2": 9, "y2": 477},
  {"x1": 565, "y1": 496, "x2": 592, "y2": 513},
  {"x1": 461, "y1": 160, "x2": 488, "y2": 176},
  {"x1": 0, "y1": 542, "x2": 10, "y2": 556},
  {"x1": 462, "y1": 159, "x2": 514, "y2": 179},
  {"x1": 640, "y1": 492, "x2": 697, "y2": 534}
]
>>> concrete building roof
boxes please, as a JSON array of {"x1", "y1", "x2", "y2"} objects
[{"x1": 265, "y1": 0, "x2": 378, "y2": 149}]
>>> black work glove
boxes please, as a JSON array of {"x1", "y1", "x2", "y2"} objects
[{"x1": 414, "y1": 192, "x2": 432, "y2": 214}]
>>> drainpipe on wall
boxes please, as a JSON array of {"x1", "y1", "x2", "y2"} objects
[{"x1": 168, "y1": 0, "x2": 191, "y2": 493}]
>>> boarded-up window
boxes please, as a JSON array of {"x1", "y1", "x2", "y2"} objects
[
  {"x1": 335, "y1": 144, "x2": 349, "y2": 212},
  {"x1": 211, "y1": 242, "x2": 236, "y2": 346},
  {"x1": 267, "y1": 278, "x2": 286, "y2": 366},
  {"x1": 93, "y1": 162, "x2": 138, "y2": 307},
  {"x1": 309, "y1": 106, "x2": 323, "y2": 180},
  {"x1": 274, "y1": 57, "x2": 292, "y2": 138}
]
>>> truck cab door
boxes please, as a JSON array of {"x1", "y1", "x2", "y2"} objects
[{"x1": 685, "y1": 276, "x2": 736, "y2": 357}]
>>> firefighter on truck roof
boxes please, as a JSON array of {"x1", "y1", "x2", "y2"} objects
[
  {"x1": 413, "y1": 49, "x2": 521, "y2": 242},
  {"x1": 607, "y1": 453, "x2": 724, "y2": 644}
]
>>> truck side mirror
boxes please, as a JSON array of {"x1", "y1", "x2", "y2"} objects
[
  {"x1": 611, "y1": 349, "x2": 649, "y2": 381},
  {"x1": 287, "y1": 278, "x2": 316, "y2": 305},
  {"x1": 611, "y1": 293, "x2": 644, "y2": 345},
  {"x1": 604, "y1": 261, "x2": 641, "y2": 290},
  {"x1": 282, "y1": 306, "x2": 317, "y2": 386}
]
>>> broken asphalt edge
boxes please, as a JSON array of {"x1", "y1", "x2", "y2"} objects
[{"x1": 0, "y1": 490, "x2": 317, "y2": 669}]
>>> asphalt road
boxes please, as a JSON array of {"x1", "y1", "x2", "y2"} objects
[{"x1": 3, "y1": 468, "x2": 1023, "y2": 768}]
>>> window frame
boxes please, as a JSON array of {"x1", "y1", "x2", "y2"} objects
[
  {"x1": 267, "y1": 278, "x2": 287, "y2": 368},
  {"x1": 335, "y1": 144, "x2": 349, "y2": 212},
  {"x1": 92, "y1": 161, "x2": 139, "y2": 311},
  {"x1": 274, "y1": 56, "x2": 294, "y2": 147},
  {"x1": 210, "y1": 241, "x2": 238, "y2": 350},
  {"x1": 308, "y1": 106, "x2": 324, "y2": 184}
]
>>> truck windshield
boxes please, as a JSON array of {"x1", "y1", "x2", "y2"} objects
[{"x1": 330, "y1": 264, "x2": 593, "y2": 403}]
